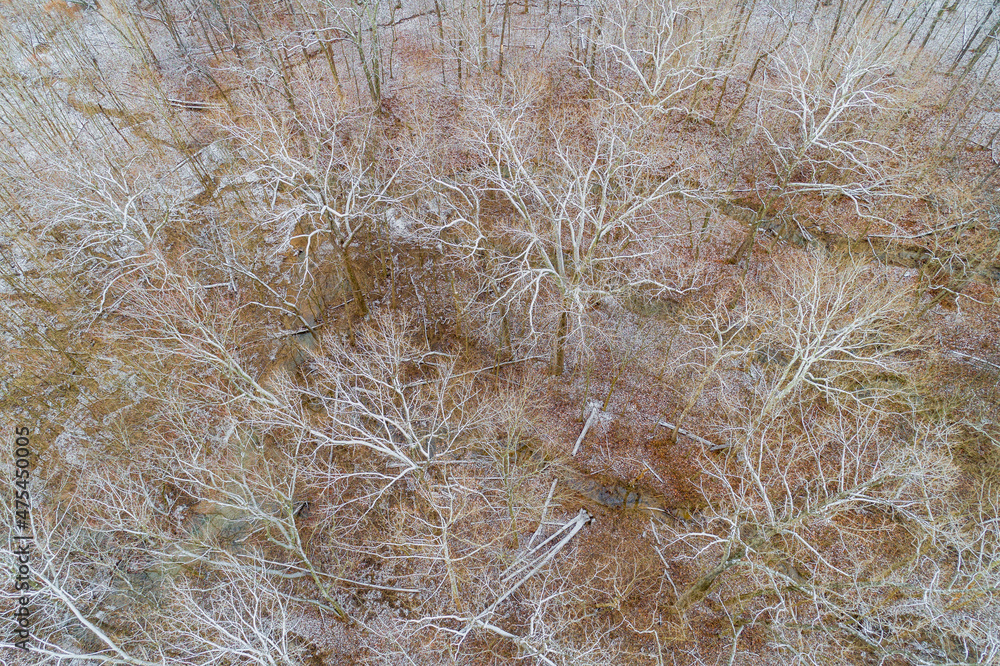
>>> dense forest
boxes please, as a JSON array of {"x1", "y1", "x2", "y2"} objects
[{"x1": 2, "y1": 0, "x2": 1000, "y2": 663}]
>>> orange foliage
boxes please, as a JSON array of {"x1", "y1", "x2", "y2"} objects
[{"x1": 43, "y1": 0, "x2": 82, "y2": 17}]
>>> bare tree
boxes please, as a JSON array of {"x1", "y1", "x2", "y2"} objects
[
  {"x1": 217, "y1": 91, "x2": 406, "y2": 319},
  {"x1": 0, "y1": 466, "x2": 314, "y2": 665},
  {"x1": 655, "y1": 255, "x2": 1000, "y2": 663},
  {"x1": 423, "y1": 80, "x2": 700, "y2": 373},
  {"x1": 325, "y1": 0, "x2": 391, "y2": 108},
  {"x1": 728, "y1": 38, "x2": 908, "y2": 263},
  {"x1": 588, "y1": 0, "x2": 730, "y2": 120},
  {"x1": 757, "y1": 40, "x2": 900, "y2": 197}
]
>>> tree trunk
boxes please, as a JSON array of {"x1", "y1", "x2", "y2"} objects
[
  {"x1": 552, "y1": 309, "x2": 567, "y2": 375},
  {"x1": 341, "y1": 248, "x2": 368, "y2": 317}
]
